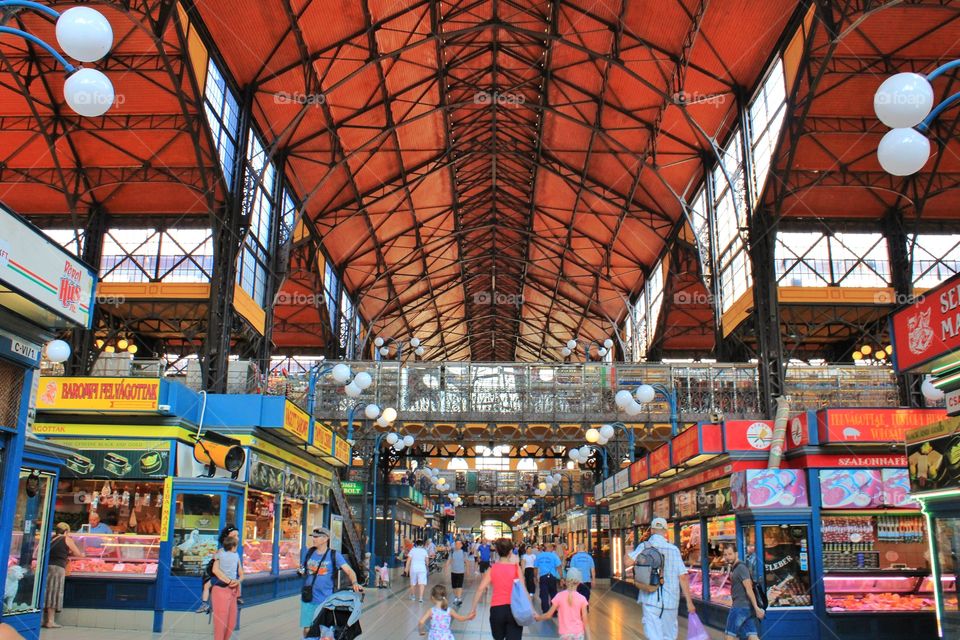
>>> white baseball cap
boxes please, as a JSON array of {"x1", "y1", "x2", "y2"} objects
[{"x1": 650, "y1": 517, "x2": 668, "y2": 530}]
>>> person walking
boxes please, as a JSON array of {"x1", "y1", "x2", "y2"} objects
[
  {"x1": 418, "y1": 585, "x2": 475, "y2": 639},
  {"x1": 625, "y1": 518, "x2": 697, "y2": 640},
  {"x1": 406, "y1": 539, "x2": 430, "y2": 603},
  {"x1": 43, "y1": 523, "x2": 82, "y2": 628},
  {"x1": 210, "y1": 534, "x2": 243, "y2": 640},
  {"x1": 567, "y1": 544, "x2": 596, "y2": 602},
  {"x1": 534, "y1": 567, "x2": 590, "y2": 640},
  {"x1": 446, "y1": 540, "x2": 467, "y2": 606},
  {"x1": 297, "y1": 527, "x2": 362, "y2": 638},
  {"x1": 468, "y1": 538, "x2": 524, "y2": 640},
  {"x1": 477, "y1": 539, "x2": 492, "y2": 574},
  {"x1": 722, "y1": 545, "x2": 764, "y2": 640},
  {"x1": 520, "y1": 544, "x2": 538, "y2": 597},
  {"x1": 533, "y1": 542, "x2": 562, "y2": 613}
]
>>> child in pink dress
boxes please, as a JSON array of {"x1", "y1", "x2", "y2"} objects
[
  {"x1": 418, "y1": 585, "x2": 474, "y2": 640},
  {"x1": 535, "y1": 568, "x2": 590, "y2": 640}
]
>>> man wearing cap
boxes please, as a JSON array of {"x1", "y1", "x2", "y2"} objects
[
  {"x1": 298, "y1": 527, "x2": 362, "y2": 639},
  {"x1": 625, "y1": 518, "x2": 696, "y2": 640}
]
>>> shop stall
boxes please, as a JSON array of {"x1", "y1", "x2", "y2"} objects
[
  {"x1": 32, "y1": 384, "x2": 341, "y2": 633},
  {"x1": 0, "y1": 205, "x2": 97, "y2": 640},
  {"x1": 905, "y1": 416, "x2": 960, "y2": 639}
]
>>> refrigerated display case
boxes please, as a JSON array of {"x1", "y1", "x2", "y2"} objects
[
  {"x1": 706, "y1": 515, "x2": 737, "y2": 606},
  {"x1": 824, "y1": 573, "x2": 939, "y2": 612},
  {"x1": 679, "y1": 520, "x2": 703, "y2": 599},
  {"x1": 244, "y1": 491, "x2": 276, "y2": 574},
  {"x1": 279, "y1": 498, "x2": 303, "y2": 571},
  {"x1": 68, "y1": 534, "x2": 160, "y2": 576}
]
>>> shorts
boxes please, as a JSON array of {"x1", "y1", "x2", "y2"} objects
[
  {"x1": 410, "y1": 567, "x2": 428, "y2": 586},
  {"x1": 725, "y1": 606, "x2": 760, "y2": 638},
  {"x1": 451, "y1": 572, "x2": 465, "y2": 589},
  {"x1": 479, "y1": 560, "x2": 491, "y2": 573},
  {"x1": 300, "y1": 601, "x2": 319, "y2": 629}
]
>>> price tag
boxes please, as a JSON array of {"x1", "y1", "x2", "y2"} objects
[
  {"x1": 145, "y1": 564, "x2": 157, "y2": 575},
  {"x1": 112, "y1": 563, "x2": 127, "y2": 572}
]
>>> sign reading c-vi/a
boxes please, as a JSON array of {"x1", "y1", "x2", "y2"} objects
[{"x1": 36, "y1": 377, "x2": 160, "y2": 412}]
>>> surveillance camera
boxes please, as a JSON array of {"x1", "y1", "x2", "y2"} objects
[
  {"x1": 346, "y1": 439, "x2": 356, "y2": 447},
  {"x1": 709, "y1": 411, "x2": 724, "y2": 423}
]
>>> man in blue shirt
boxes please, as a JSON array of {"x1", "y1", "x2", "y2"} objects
[
  {"x1": 568, "y1": 544, "x2": 597, "y2": 602},
  {"x1": 298, "y1": 527, "x2": 363, "y2": 638},
  {"x1": 477, "y1": 539, "x2": 492, "y2": 574},
  {"x1": 533, "y1": 542, "x2": 562, "y2": 613},
  {"x1": 87, "y1": 512, "x2": 112, "y2": 534}
]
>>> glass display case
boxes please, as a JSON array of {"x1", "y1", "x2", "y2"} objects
[
  {"x1": 761, "y1": 524, "x2": 813, "y2": 607},
  {"x1": 4, "y1": 469, "x2": 54, "y2": 615},
  {"x1": 171, "y1": 493, "x2": 221, "y2": 576},
  {"x1": 933, "y1": 516, "x2": 960, "y2": 633},
  {"x1": 244, "y1": 491, "x2": 276, "y2": 574},
  {"x1": 67, "y1": 534, "x2": 160, "y2": 576},
  {"x1": 279, "y1": 498, "x2": 303, "y2": 571},
  {"x1": 679, "y1": 520, "x2": 702, "y2": 599},
  {"x1": 824, "y1": 573, "x2": 941, "y2": 612},
  {"x1": 54, "y1": 479, "x2": 165, "y2": 537},
  {"x1": 707, "y1": 515, "x2": 737, "y2": 606}
]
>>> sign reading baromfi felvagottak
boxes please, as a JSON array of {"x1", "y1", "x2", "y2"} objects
[{"x1": 36, "y1": 377, "x2": 160, "y2": 411}]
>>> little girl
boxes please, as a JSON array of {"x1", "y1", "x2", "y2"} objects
[
  {"x1": 535, "y1": 568, "x2": 589, "y2": 640},
  {"x1": 418, "y1": 585, "x2": 474, "y2": 639},
  {"x1": 377, "y1": 562, "x2": 390, "y2": 588}
]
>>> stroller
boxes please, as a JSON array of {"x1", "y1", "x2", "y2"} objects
[
  {"x1": 428, "y1": 549, "x2": 448, "y2": 574},
  {"x1": 306, "y1": 591, "x2": 363, "y2": 640}
]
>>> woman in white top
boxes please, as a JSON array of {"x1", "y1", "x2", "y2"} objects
[{"x1": 520, "y1": 545, "x2": 538, "y2": 596}]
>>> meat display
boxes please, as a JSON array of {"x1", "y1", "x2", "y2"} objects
[{"x1": 826, "y1": 593, "x2": 935, "y2": 612}]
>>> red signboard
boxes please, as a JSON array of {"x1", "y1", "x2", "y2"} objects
[
  {"x1": 787, "y1": 412, "x2": 810, "y2": 449},
  {"x1": 787, "y1": 453, "x2": 908, "y2": 469},
  {"x1": 890, "y1": 271, "x2": 960, "y2": 372},
  {"x1": 584, "y1": 495, "x2": 596, "y2": 507},
  {"x1": 630, "y1": 456, "x2": 648, "y2": 485},
  {"x1": 725, "y1": 420, "x2": 775, "y2": 452},
  {"x1": 819, "y1": 408, "x2": 946, "y2": 444},
  {"x1": 701, "y1": 423, "x2": 724, "y2": 453},
  {"x1": 671, "y1": 427, "x2": 699, "y2": 466},
  {"x1": 649, "y1": 443, "x2": 671, "y2": 476}
]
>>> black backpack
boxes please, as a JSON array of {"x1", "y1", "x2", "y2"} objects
[{"x1": 735, "y1": 561, "x2": 768, "y2": 610}]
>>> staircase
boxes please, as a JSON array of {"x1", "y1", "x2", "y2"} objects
[{"x1": 330, "y1": 472, "x2": 367, "y2": 582}]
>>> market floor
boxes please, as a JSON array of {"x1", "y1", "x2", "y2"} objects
[{"x1": 41, "y1": 569, "x2": 724, "y2": 639}]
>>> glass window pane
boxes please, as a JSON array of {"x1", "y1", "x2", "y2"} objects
[
  {"x1": 4, "y1": 470, "x2": 53, "y2": 615},
  {"x1": 761, "y1": 524, "x2": 812, "y2": 607},
  {"x1": 934, "y1": 517, "x2": 960, "y2": 635},
  {"x1": 171, "y1": 493, "x2": 221, "y2": 576},
  {"x1": 679, "y1": 520, "x2": 703, "y2": 599},
  {"x1": 244, "y1": 491, "x2": 275, "y2": 575},
  {"x1": 279, "y1": 499, "x2": 303, "y2": 571}
]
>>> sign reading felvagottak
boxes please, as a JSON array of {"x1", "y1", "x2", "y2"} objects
[{"x1": 36, "y1": 377, "x2": 160, "y2": 412}]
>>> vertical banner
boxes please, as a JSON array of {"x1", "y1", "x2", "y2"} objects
[{"x1": 159, "y1": 476, "x2": 174, "y2": 542}]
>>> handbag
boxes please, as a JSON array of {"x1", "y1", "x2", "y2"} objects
[
  {"x1": 301, "y1": 547, "x2": 321, "y2": 603},
  {"x1": 510, "y1": 577, "x2": 536, "y2": 626}
]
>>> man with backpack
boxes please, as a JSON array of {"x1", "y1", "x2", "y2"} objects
[
  {"x1": 624, "y1": 518, "x2": 697, "y2": 640},
  {"x1": 722, "y1": 544, "x2": 765, "y2": 640}
]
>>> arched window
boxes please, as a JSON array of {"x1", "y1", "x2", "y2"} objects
[
  {"x1": 447, "y1": 457, "x2": 468, "y2": 470},
  {"x1": 516, "y1": 458, "x2": 539, "y2": 471}
]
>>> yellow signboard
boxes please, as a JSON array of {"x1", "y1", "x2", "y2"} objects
[
  {"x1": 37, "y1": 377, "x2": 160, "y2": 412},
  {"x1": 159, "y1": 476, "x2": 174, "y2": 542},
  {"x1": 334, "y1": 438, "x2": 351, "y2": 465},
  {"x1": 313, "y1": 423, "x2": 333, "y2": 454},
  {"x1": 283, "y1": 400, "x2": 310, "y2": 442}
]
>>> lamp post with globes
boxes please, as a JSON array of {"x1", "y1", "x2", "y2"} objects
[
  {"x1": 585, "y1": 422, "x2": 635, "y2": 463},
  {"x1": 306, "y1": 361, "x2": 373, "y2": 428},
  {"x1": 1, "y1": 3, "x2": 115, "y2": 117},
  {"x1": 367, "y1": 426, "x2": 413, "y2": 585},
  {"x1": 872, "y1": 65, "x2": 960, "y2": 176},
  {"x1": 616, "y1": 383, "x2": 679, "y2": 437},
  {"x1": 560, "y1": 337, "x2": 615, "y2": 362},
  {"x1": 373, "y1": 336, "x2": 425, "y2": 360}
]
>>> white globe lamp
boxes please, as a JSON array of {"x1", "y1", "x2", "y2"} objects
[
  {"x1": 635, "y1": 384, "x2": 656, "y2": 404},
  {"x1": 56, "y1": 7, "x2": 113, "y2": 62},
  {"x1": 599, "y1": 424, "x2": 615, "y2": 440},
  {"x1": 353, "y1": 371, "x2": 373, "y2": 390},
  {"x1": 374, "y1": 336, "x2": 385, "y2": 347},
  {"x1": 615, "y1": 390, "x2": 633, "y2": 408},
  {"x1": 585, "y1": 428, "x2": 600, "y2": 443},
  {"x1": 578, "y1": 445, "x2": 591, "y2": 460},
  {"x1": 603, "y1": 338, "x2": 614, "y2": 349},
  {"x1": 561, "y1": 347, "x2": 572, "y2": 357},
  {"x1": 344, "y1": 382, "x2": 361, "y2": 398},
  {"x1": 625, "y1": 400, "x2": 643, "y2": 416},
  {"x1": 597, "y1": 436, "x2": 609, "y2": 446},
  {"x1": 64, "y1": 68, "x2": 114, "y2": 117},
  {"x1": 403, "y1": 435, "x2": 415, "y2": 448},
  {"x1": 921, "y1": 377, "x2": 944, "y2": 401},
  {"x1": 566, "y1": 339, "x2": 578, "y2": 350},
  {"x1": 331, "y1": 363, "x2": 351, "y2": 383},
  {"x1": 551, "y1": 473, "x2": 562, "y2": 484},
  {"x1": 410, "y1": 337, "x2": 421, "y2": 348},
  {"x1": 415, "y1": 346, "x2": 425, "y2": 357},
  {"x1": 386, "y1": 432, "x2": 399, "y2": 446},
  {"x1": 874, "y1": 72, "x2": 934, "y2": 128},
  {"x1": 382, "y1": 407, "x2": 398, "y2": 423},
  {"x1": 878, "y1": 128, "x2": 930, "y2": 176},
  {"x1": 365, "y1": 404, "x2": 381, "y2": 419},
  {"x1": 379, "y1": 346, "x2": 389, "y2": 356},
  {"x1": 44, "y1": 339, "x2": 71, "y2": 363}
]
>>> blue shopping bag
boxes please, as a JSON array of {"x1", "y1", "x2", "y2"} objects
[
  {"x1": 687, "y1": 612, "x2": 710, "y2": 640},
  {"x1": 510, "y1": 579, "x2": 536, "y2": 626}
]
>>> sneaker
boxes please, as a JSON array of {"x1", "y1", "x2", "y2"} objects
[
  {"x1": 419, "y1": 598, "x2": 423, "y2": 603},
  {"x1": 410, "y1": 594, "x2": 416, "y2": 601},
  {"x1": 196, "y1": 603, "x2": 210, "y2": 614}
]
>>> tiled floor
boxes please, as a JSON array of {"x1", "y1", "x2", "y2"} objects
[{"x1": 42, "y1": 568, "x2": 724, "y2": 639}]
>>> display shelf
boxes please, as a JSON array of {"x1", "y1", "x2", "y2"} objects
[
  {"x1": 824, "y1": 574, "x2": 937, "y2": 613},
  {"x1": 68, "y1": 534, "x2": 161, "y2": 577}
]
